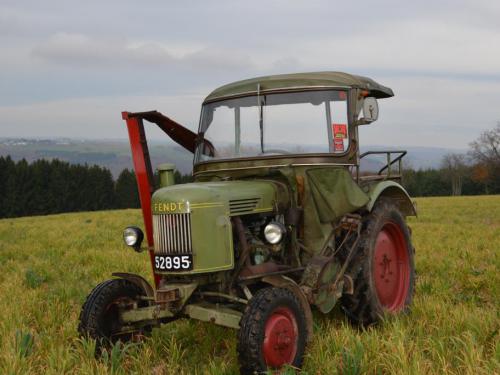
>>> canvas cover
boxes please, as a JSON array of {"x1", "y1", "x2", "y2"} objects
[
  {"x1": 307, "y1": 168, "x2": 369, "y2": 223},
  {"x1": 301, "y1": 167, "x2": 369, "y2": 252}
]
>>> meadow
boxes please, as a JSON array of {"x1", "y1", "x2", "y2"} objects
[{"x1": 0, "y1": 196, "x2": 498, "y2": 374}]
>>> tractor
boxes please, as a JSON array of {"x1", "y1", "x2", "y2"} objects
[{"x1": 78, "y1": 72, "x2": 416, "y2": 373}]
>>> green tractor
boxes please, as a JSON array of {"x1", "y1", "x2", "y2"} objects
[{"x1": 79, "y1": 72, "x2": 416, "y2": 373}]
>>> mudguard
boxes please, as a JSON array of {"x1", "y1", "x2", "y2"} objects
[
  {"x1": 112, "y1": 272, "x2": 155, "y2": 298},
  {"x1": 366, "y1": 180, "x2": 417, "y2": 216}
]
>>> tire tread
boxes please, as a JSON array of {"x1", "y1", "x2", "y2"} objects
[
  {"x1": 341, "y1": 198, "x2": 416, "y2": 325},
  {"x1": 237, "y1": 287, "x2": 307, "y2": 374}
]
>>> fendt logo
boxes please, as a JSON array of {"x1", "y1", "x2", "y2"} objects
[{"x1": 153, "y1": 202, "x2": 185, "y2": 212}]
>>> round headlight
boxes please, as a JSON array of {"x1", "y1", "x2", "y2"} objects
[
  {"x1": 123, "y1": 226, "x2": 144, "y2": 249},
  {"x1": 263, "y1": 222, "x2": 285, "y2": 244}
]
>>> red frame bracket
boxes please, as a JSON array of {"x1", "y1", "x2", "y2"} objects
[{"x1": 122, "y1": 111, "x2": 160, "y2": 287}]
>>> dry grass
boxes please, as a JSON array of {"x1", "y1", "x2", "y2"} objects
[{"x1": 0, "y1": 196, "x2": 498, "y2": 374}]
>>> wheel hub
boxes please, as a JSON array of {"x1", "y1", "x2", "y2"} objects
[
  {"x1": 263, "y1": 307, "x2": 298, "y2": 368},
  {"x1": 373, "y1": 221, "x2": 410, "y2": 311}
]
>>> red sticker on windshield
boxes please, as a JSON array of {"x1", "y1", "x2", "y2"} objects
[
  {"x1": 333, "y1": 138, "x2": 344, "y2": 152},
  {"x1": 333, "y1": 124, "x2": 347, "y2": 139},
  {"x1": 339, "y1": 91, "x2": 347, "y2": 100}
]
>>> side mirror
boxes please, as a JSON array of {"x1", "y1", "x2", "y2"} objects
[{"x1": 358, "y1": 97, "x2": 379, "y2": 125}]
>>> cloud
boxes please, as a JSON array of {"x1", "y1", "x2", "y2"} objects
[
  {"x1": 183, "y1": 47, "x2": 256, "y2": 71},
  {"x1": 32, "y1": 33, "x2": 255, "y2": 72},
  {"x1": 0, "y1": 10, "x2": 21, "y2": 36},
  {"x1": 275, "y1": 19, "x2": 500, "y2": 78},
  {"x1": 360, "y1": 76, "x2": 500, "y2": 148},
  {"x1": 32, "y1": 33, "x2": 172, "y2": 66}
]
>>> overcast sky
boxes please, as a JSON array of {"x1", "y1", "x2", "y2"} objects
[{"x1": 1, "y1": 0, "x2": 499, "y2": 148}]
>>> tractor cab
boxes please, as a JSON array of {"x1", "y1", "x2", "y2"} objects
[{"x1": 195, "y1": 72, "x2": 384, "y2": 165}]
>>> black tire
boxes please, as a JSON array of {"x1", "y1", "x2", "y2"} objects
[
  {"x1": 237, "y1": 287, "x2": 307, "y2": 374},
  {"x1": 341, "y1": 199, "x2": 415, "y2": 325},
  {"x1": 78, "y1": 278, "x2": 150, "y2": 350}
]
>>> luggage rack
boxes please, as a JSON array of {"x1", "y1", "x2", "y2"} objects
[{"x1": 355, "y1": 150, "x2": 407, "y2": 182}]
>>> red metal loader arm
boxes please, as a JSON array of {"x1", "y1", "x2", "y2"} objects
[
  {"x1": 125, "y1": 110, "x2": 200, "y2": 152},
  {"x1": 121, "y1": 110, "x2": 205, "y2": 286}
]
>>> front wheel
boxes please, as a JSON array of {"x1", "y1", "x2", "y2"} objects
[
  {"x1": 78, "y1": 279, "x2": 151, "y2": 350},
  {"x1": 237, "y1": 287, "x2": 307, "y2": 374},
  {"x1": 341, "y1": 199, "x2": 416, "y2": 325}
]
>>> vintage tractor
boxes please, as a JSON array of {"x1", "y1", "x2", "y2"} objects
[{"x1": 78, "y1": 72, "x2": 416, "y2": 373}]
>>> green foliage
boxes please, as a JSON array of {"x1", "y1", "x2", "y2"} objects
[
  {"x1": 0, "y1": 197, "x2": 498, "y2": 373},
  {"x1": 15, "y1": 331, "x2": 34, "y2": 358},
  {"x1": 115, "y1": 169, "x2": 139, "y2": 209},
  {"x1": 0, "y1": 157, "x2": 192, "y2": 218},
  {"x1": 403, "y1": 168, "x2": 450, "y2": 197},
  {"x1": 339, "y1": 338, "x2": 364, "y2": 375},
  {"x1": 0, "y1": 157, "x2": 117, "y2": 218},
  {"x1": 100, "y1": 341, "x2": 138, "y2": 374},
  {"x1": 403, "y1": 122, "x2": 500, "y2": 197},
  {"x1": 403, "y1": 166, "x2": 493, "y2": 197},
  {"x1": 24, "y1": 269, "x2": 46, "y2": 289},
  {"x1": 174, "y1": 170, "x2": 194, "y2": 184}
]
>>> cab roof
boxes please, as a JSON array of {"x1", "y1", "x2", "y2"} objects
[{"x1": 203, "y1": 71, "x2": 394, "y2": 103}]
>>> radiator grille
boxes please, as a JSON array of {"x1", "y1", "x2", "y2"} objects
[{"x1": 153, "y1": 213, "x2": 192, "y2": 254}]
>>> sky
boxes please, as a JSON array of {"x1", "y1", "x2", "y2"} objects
[{"x1": 1, "y1": 0, "x2": 499, "y2": 149}]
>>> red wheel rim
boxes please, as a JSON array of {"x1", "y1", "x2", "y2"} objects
[
  {"x1": 263, "y1": 307, "x2": 298, "y2": 368},
  {"x1": 373, "y1": 221, "x2": 410, "y2": 312}
]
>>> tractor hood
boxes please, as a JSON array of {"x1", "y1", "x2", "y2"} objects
[{"x1": 151, "y1": 180, "x2": 288, "y2": 216}]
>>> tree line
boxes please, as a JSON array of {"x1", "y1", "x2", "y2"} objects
[
  {"x1": 0, "y1": 157, "x2": 192, "y2": 219},
  {"x1": 403, "y1": 122, "x2": 500, "y2": 197}
]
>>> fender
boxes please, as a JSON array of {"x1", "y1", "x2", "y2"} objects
[
  {"x1": 262, "y1": 275, "x2": 313, "y2": 343},
  {"x1": 112, "y1": 272, "x2": 155, "y2": 298},
  {"x1": 366, "y1": 180, "x2": 417, "y2": 216}
]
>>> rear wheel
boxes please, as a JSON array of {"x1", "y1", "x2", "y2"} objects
[
  {"x1": 237, "y1": 287, "x2": 307, "y2": 374},
  {"x1": 78, "y1": 279, "x2": 151, "y2": 351},
  {"x1": 341, "y1": 199, "x2": 415, "y2": 325}
]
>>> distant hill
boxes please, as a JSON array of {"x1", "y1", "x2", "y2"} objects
[
  {"x1": 0, "y1": 138, "x2": 466, "y2": 177},
  {"x1": 360, "y1": 145, "x2": 467, "y2": 170},
  {"x1": 0, "y1": 138, "x2": 193, "y2": 177}
]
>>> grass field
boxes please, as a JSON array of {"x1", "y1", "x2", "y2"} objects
[{"x1": 0, "y1": 196, "x2": 498, "y2": 374}]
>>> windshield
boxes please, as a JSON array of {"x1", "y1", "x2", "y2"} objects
[{"x1": 195, "y1": 90, "x2": 349, "y2": 163}]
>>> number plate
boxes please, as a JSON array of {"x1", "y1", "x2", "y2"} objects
[{"x1": 154, "y1": 254, "x2": 193, "y2": 271}]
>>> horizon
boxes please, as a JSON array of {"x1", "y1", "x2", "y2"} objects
[{"x1": 0, "y1": 135, "x2": 470, "y2": 152}]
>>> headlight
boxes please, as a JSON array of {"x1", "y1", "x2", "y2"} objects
[
  {"x1": 263, "y1": 222, "x2": 285, "y2": 244},
  {"x1": 123, "y1": 226, "x2": 144, "y2": 251}
]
